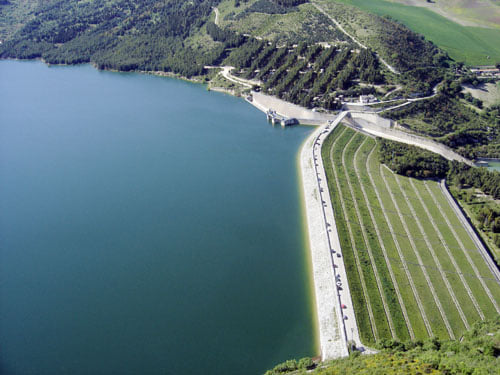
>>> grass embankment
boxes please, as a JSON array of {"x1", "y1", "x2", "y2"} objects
[
  {"x1": 332, "y1": 0, "x2": 500, "y2": 65},
  {"x1": 339, "y1": 133, "x2": 392, "y2": 341},
  {"x1": 322, "y1": 125, "x2": 376, "y2": 345},
  {"x1": 425, "y1": 182, "x2": 500, "y2": 310},
  {"x1": 321, "y1": 124, "x2": 500, "y2": 345},
  {"x1": 449, "y1": 184, "x2": 500, "y2": 265}
]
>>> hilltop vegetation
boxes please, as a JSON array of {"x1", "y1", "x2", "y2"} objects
[
  {"x1": 314, "y1": 0, "x2": 444, "y2": 72},
  {"x1": 0, "y1": 0, "x2": 444, "y2": 75},
  {"x1": 334, "y1": 0, "x2": 500, "y2": 66},
  {"x1": 0, "y1": 0, "x2": 46, "y2": 41},
  {"x1": 0, "y1": 0, "x2": 225, "y2": 76},
  {"x1": 216, "y1": 0, "x2": 349, "y2": 44},
  {"x1": 266, "y1": 316, "x2": 500, "y2": 375},
  {"x1": 0, "y1": 0, "x2": 449, "y2": 108}
]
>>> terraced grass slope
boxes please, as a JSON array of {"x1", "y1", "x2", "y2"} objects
[{"x1": 321, "y1": 124, "x2": 500, "y2": 345}]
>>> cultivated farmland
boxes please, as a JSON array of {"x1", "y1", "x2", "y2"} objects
[
  {"x1": 322, "y1": 0, "x2": 500, "y2": 65},
  {"x1": 321, "y1": 124, "x2": 500, "y2": 345}
]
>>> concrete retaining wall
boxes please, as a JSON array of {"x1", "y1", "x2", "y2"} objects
[
  {"x1": 251, "y1": 91, "x2": 331, "y2": 124},
  {"x1": 345, "y1": 113, "x2": 474, "y2": 166},
  {"x1": 350, "y1": 112, "x2": 392, "y2": 129}
]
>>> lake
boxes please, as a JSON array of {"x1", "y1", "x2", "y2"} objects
[{"x1": 0, "y1": 60, "x2": 316, "y2": 375}]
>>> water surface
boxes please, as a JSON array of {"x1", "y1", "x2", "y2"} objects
[
  {"x1": 488, "y1": 161, "x2": 500, "y2": 172},
  {"x1": 0, "y1": 60, "x2": 315, "y2": 375}
]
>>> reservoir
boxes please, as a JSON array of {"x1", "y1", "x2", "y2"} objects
[{"x1": 0, "y1": 60, "x2": 315, "y2": 375}]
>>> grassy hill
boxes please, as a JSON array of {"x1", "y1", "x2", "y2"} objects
[
  {"x1": 215, "y1": 0, "x2": 349, "y2": 44},
  {"x1": 389, "y1": 0, "x2": 500, "y2": 31},
  {"x1": 333, "y1": 0, "x2": 500, "y2": 65}
]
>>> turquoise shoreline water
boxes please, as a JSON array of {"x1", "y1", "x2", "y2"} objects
[
  {"x1": 0, "y1": 60, "x2": 316, "y2": 375},
  {"x1": 488, "y1": 161, "x2": 500, "y2": 172}
]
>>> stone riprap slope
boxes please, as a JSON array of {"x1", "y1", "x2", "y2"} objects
[
  {"x1": 321, "y1": 124, "x2": 500, "y2": 345},
  {"x1": 300, "y1": 112, "x2": 354, "y2": 360}
]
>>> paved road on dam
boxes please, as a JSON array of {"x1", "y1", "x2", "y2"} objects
[{"x1": 301, "y1": 111, "x2": 370, "y2": 360}]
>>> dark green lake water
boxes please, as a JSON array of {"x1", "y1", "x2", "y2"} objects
[{"x1": 0, "y1": 60, "x2": 315, "y2": 375}]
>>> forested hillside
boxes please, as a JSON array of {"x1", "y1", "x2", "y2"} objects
[
  {"x1": 0, "y1": 0, "x2": 443, "y2": 79},
  {"x1": 2, "y1": 0, "x2": 498, "y2": 158},
  {"x1": 0, "y1": 0, "x2": 224, "y2": 76},
  {"x1": 313, "y1": 0, "x2": 444, "y2": 72},
  {"x1": 220, "y1": 34, "x2": 384, "y2": 109}
]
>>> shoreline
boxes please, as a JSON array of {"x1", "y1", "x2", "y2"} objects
[
  {"x1": 20, "y1": 57, "x2": 358, "y2": 359},
  {"x1": 7, "y1": 57, "x2": 500, "y2": 363},
  {"x1": 5, "y1": 58, "x2": 330, "y2": 358},
  {"x1": 297, "y1": 153, "x2": 321, "y2": 358},
  {"x1": 299, "y1": 112, "x2": 358, "y2": 360}
]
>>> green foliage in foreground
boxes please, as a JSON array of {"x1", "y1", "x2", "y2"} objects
[
  {"x1": 264, "y1": 357, "x2": 314, "y2": 375},
  {"x1": 265, "y1": 316, "x2": 500, "y2": 375}
]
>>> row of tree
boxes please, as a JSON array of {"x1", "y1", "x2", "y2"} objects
[{"x1": 226, "y1": 41, "x2": 383, "y2": 109}]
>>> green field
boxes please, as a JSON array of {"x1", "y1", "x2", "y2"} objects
[
  {"x1": 322, "y1": 124, "x2": 500, "y2": 344},
  {"x1": 332, "y1": 0, "x2": 500, "y2": 65}
]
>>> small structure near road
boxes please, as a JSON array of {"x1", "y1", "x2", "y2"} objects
[
  {"x1": 470, "y1": 66, "x2": 500, "y2": 78},
  {"x1": 359, "y1": 94, "x2": 378, "y2": 104},
  {"x1": 266, "y1": 109, "x2": 299, "y2": 127}
]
